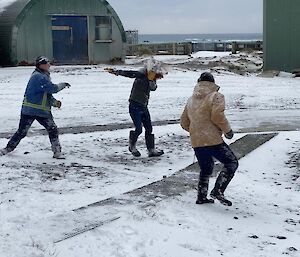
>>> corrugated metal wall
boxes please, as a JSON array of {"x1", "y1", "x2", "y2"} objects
[
  {"x1": 0, "y1": 0, "x2": 126, "y2": 65},
  {"x1": 264, "y1": 0, "x2": 300, "y2": 72}
]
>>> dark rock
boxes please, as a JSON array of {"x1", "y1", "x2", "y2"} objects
[{"x1": 277, "y1": 236, "x2": 287, "y2": 240}]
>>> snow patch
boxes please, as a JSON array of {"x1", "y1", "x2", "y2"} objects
[{"x1": 192, "y1": 50, "x2": 232, "y2": 58}]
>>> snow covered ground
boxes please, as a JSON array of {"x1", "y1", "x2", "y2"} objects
[
  {"x1": 0, "y1": 57, "x2": 300, "y2": 134},
  {"x1": 1, "y1": 130, "x2": 299, "y2": 257},
  {"x1": 1, "y1": 54, "x2": 300, "y2": 257},
  {"x1": 57, "y1": 133, "x2": 300, "y2": 257}
]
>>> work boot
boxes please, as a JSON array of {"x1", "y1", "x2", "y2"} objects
[
  {"x1": 129, "y1": 131, "x2": 141, "y2": 157},
  {"x1": 145, "y1": 134, "x2": 164, "y2": 157},
  {"x1": 196, "y1": 197, "x2": 215, "y2": 205},
  {"x1": 53, "y1": 151, "x2": 65, "y2": 159},
  {"x1": 196, "y1": 176, "x2": 214, "y2": 204},
  {"x1": 210, "y1": 189, "x2": 232, "y2": 206},
  {"x1": 52, "y1": 144, "x2": 65, "y2": 159},
  {"x1": 210, "y1": 170, "x2": 235, "y2": 206},
  {"x1": 215, "y1": 170, "x2": 235, "y2": 194},
  {"x1": 0, "y1": 148, "x2": 9, "y2": 156}
]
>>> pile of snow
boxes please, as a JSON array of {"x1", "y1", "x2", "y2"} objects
[
  {"x1": 278, "y1": 71, "x2": 296, "y2": 78},
  {"x1": 126, "y1": 55, "x2": 191, "y2": 65},
  {"x1": 192, "y1": 51, "x2": 232, "y2": 58},
  {"x1": 126, "y1": 51, "x2": 263, "y2": 74}
]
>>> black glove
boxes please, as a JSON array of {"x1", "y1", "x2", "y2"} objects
[
  {"x1": 64, "y1": 82, "x2": 71, "y2": 88},
  {"x1": 105, "y1": 68, "x2": 118, "y2": 75},
  {"x1": 225, "y1": 130, "x2": 234, "y2": 139}
]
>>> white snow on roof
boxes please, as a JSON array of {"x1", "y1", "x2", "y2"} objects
[{"x1": 0, "y1": 0, "x2": 17, "y2": 13}]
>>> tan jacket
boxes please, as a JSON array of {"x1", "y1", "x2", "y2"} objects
[{"x1": 180, "y1": 81, "x2": 231, "y2": 148}]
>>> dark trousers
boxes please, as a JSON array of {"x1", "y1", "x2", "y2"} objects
[
  {"x1": 194, "y1": 142, "x2": 239, "y2": 197},
  {"x1": 129, "y1": 101, "x2": 153, "y2": 137},
  {"x1": 6, "y1": 114, "x2": 61, "y2": 153}
]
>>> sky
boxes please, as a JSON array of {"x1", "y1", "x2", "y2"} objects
[{"x1": 108, "y1": 0, "x2": 263, "y2": 34}]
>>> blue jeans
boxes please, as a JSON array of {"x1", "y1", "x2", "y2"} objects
[
  {"x1": 6, "y1": 114, "x2": 61, "y2": 153},
  {"x1": 129, "y1": 101, "x2": 153, "y2": 137}
]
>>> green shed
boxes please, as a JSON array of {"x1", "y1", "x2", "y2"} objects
[
  {"x1": 263, "y1": 0, "x2": 300, "y2": 72},
  {"x1": 0, "y1": 0, "x2": 127, "y2": 65}
]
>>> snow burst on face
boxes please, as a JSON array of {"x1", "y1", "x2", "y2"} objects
[{"x1": 145, "y1": 57, "x2": 168, "y2": 75}]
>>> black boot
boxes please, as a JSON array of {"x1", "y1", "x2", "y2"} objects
[
  {"x1": 210, "y1": 189, "x2": 232, "y2": 206},
  {"x1": 196, "y1": 198, "x2": 215, "y2": 204},
  {"x1": 0, "y1": 148, "x2": 10, "y2": 156},
  {"x1": 52, "y1": 142, "x2": 65, "y2": 159},
  {"x1": 129, "y1": 131, "x2": 141, "y2": 157},
  {"x1": 145, "y1": 134, "x2": 164, "y2": 157},
  {"x1": 196, "y1": 176, "x2": 214, "y2": 205},
  {"x1": 210, "y1": 170, "x2": 234, "y2": 206}
]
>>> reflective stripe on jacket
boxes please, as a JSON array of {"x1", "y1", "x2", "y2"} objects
[{"x1": 22, "y1": 92, "x2": 51, "y2": 112}]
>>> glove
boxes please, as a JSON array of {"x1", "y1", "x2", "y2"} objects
[
  {"x1": 57, "y1": 82, "x2": 71, "y2": 91},
  {"x1": 105, "y1": 68, "x2": 118, "y2": 75},
  {"x1": 155, "y1": 73, "x2": 164, "y2": 80},
  {"x1": 225, "y1": 130, "x2": 234, "y2": 139},
  {"x1": 64, "y1": 83, "x2": 71, "y2": 88},
  {"x1": 54, "y1": 100, "x2": 62, "y2": 108}
]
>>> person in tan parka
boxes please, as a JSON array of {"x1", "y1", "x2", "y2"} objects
[{"x1": 181, "y1": 72, "x2": 238, "y2": 206}]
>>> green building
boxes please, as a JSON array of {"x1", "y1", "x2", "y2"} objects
[
  {"x1": 264, "y1": 0, "x2": 300, "y2": 72},
  {"x1": 0, "y1": 0, "x2": 127, "y2": 65}
]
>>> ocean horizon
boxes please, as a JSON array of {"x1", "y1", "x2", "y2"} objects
[{"x1": 138, "y1": 33, "x2": 263, "y2": 44}]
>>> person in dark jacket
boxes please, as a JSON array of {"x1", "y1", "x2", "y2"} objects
[
  {"x1": 0, "y1": 56, "x2": 71, "y2": 159},
  {"x1": 106, "y1": 64, "x2": 165, "y2": 157}
]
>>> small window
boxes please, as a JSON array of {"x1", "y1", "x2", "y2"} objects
[{"x1": 95, "y1": 16, "x2": 112, "y2": 41}]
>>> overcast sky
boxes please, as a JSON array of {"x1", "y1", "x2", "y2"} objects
[{"x1": 108, "y1": 0, "x2": 263, "y2": 34}]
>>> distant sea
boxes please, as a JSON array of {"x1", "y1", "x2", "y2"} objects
[{"x1": 138, "y1": 33, "x2": 263, "y2": 44}]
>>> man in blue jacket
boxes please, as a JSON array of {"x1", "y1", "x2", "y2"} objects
[{"x1": 0, "y1": 56, "x2": 71, "y2": 159}]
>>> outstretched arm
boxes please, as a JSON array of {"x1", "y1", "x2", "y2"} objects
[
  {"x1": 33, "y1": 74, "x2": 71, "y2": 94},
  {"x1": 105, "y1": 68, "x2": 145, "y2": 79},
  {"x1": 117, "y1": 70, "x2": 145, "y2": 79}
]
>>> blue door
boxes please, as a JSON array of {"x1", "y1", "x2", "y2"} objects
[{"x1": 52, "y1": 16, "x2": 88, "y2": 64}]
